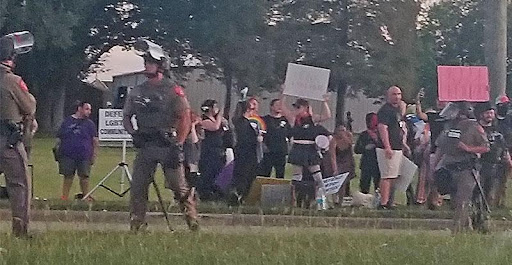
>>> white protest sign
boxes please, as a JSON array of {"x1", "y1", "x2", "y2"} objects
[
  {"x1": 284, "y1": 63, "x2": 330, "y2": 101},
  {"x1": 322, "y1": 172, "x2": 349, "y2": 195},
  {"x1": 395, "y1": 156, "x2": 418, "y2": 192},
  {"x1": 98, "y1": 109, "x2": 132, "y2": 141}
]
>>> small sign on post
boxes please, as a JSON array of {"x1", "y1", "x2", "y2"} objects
[
  {"x1": 98, "y1": 109, "x2": 132, "y2": 141},
  {"x1": 284, "y1": 63, "x2": 331, "y2": 101}
]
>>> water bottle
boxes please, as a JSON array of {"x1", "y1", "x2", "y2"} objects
[
  {"x1": 316, "y1": 194, "x2": 327, "y2": 211},
  {"x1": 373, "y1": 189, "x2": 381, "y2": 209}
]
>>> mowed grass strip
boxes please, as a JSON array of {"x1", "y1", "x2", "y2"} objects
[{"x1": 1, "y1": 228, "x2": 512, "y2": 264}]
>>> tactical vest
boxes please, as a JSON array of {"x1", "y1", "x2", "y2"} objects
[
  {"x1": 132, "y1": 82, "x2": 174, "y2": 134},
  {"x1": 481, "y1": 128, "x2": 505, "y2": 164}
]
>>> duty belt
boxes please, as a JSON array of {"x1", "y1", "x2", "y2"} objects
[{"x1": 0, "y1": 120, "x2": 21, "y2": 136}]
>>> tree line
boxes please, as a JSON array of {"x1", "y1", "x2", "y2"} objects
[{"x1": 0, "y1": 0, "x2": 508, "y2": 132}]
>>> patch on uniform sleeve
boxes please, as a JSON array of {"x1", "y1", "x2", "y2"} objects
[
  {"x1": 18, "y1": 79, "x2": 29, "y2": 92},
  {"x1": 173, "y1": 85, "x2": 185, "y2": 97}
]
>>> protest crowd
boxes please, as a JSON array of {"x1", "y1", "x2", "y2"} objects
[{"x1": 1, "y1": 32, "x2": 509, "y2": 236}]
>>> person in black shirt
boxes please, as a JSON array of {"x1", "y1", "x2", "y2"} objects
[
  {"x1": 288, "y1": 97, "x2": 331, "y2": 210},
  {"x1": 376, "y1": 86, "x2": 404, "y2": 209},
  {"x1": 496, "y1": 95, "x2": 512, "y2": 207},
  {"x1": 228, "y1": 100, "x2": 262, "y2": 206},
  {"x1": 354, "y1": 112, "x2": 380, "y2": 194},
  {"x1": 260, "y1": 99, "x2": 291, "y2": 179},
  {"x1": 346, "y1": 111, "x2": 354, "y2": 132},
  {"x1": 198, "y1": 99, "x2": 228, "y2": 201},
  {"x1": 475, "y1": 102, "x2": 512, "y2": 208}
]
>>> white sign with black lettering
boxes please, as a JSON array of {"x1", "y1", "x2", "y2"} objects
[
  {"x1": 98, "y1": 109, "x2": 132, "y2": 141},
  {"x1": 322, "y1": 172, "x2": 349, "y2": 195}
]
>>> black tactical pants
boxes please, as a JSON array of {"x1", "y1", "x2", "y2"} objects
[{"x1": 480, "y1": 162, "x2": 505, "y2": 208}]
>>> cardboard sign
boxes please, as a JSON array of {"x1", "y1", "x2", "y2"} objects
[
  {"x1": 284, "y1": 63, "x2": 330, "y2": 101},
  {"x1": 98, "y1": 109, "x2": 132, "y2": 141},
  {"x1": 437, "y1": 66, "x2": 489, "y2": 102},
  {"x1": 322, "y1": 172, "x2": 349, "y2": 195}
]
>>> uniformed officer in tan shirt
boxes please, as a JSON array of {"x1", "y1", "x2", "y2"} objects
[
  {"x1": 123, "y1": 41, "x2": 197, "y2": 232},
  {"x1": 436, "y1": 102, "x2": 490, "y2": 233},
  {"x1": 0, "y1": 35, "x2": 36, "y2": 238}
]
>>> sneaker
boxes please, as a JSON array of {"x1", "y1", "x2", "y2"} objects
[
  {"x1": 377, "y1": 205, "x2": 389, "y2": 210},
  {"x1": 186, "y1": 219, "x2": 200, "y2": 232},
  {"x1": 130, "y1": 221, "x2": 148, "y2": 233},
  {"x1": 227, "y1": 191, "x2": 241, "y2": 207}
]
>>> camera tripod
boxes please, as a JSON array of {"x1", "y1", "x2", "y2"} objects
[
  {"x1": 83, "y1": 140, "x2": 132, "y2": 200},
  {"x1": 82, "y1": 140, "x2": 174, "y2": 231}
]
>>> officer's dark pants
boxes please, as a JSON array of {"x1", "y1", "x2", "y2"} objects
[
  {"x1": 259, "y1": 152, "x2": 287, "y2": 179},
  {"x1": 480, "y1": 162, "x2": 504, "y2": 208},
  {"x1": 130, "y1": 145, "x2": 197, "y2": 225},
  {"x1": 0, "y1": 137, "x2": 30, "y2": 236},
  {"x1": 452, "y1": 169, "x2": 477, "y2": 233}
]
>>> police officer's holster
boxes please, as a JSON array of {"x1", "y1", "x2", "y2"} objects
[
  {"x1": 0, "y1": 120, "x2": 30, "y2": 236},
  {"x1": 130, "y1": 130, "x2": 197, "y2": 228}
]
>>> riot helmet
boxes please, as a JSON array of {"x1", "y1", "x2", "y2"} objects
[
  {"x1": 0, "y1": 31, "x2": 34, "y2": 62},
  {"x1": 134, "y1": 38, "x2": 170, "y2": 77}
]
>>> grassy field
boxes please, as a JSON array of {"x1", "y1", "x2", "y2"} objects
[
  {"x1": 1, "y1": 226, "x2": 512, "y2": 265},
  {"x1": 9, "y1": 137, "x2": 512, "y2": 210}
]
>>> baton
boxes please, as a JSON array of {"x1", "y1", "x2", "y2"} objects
[
  {"x1": 472, "y1": 169, "x2": 491, "y2": 213},
  {"x1": 152, "y1": 181, "x2": 174, "y2": 232}
]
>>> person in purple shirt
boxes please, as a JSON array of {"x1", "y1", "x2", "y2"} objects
[{"x1": 56, "y1": 101, "x2": 99, "y2": 201}]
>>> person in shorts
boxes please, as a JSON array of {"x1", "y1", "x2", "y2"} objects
[{"x1": 56, "y1": 101, "x2": 98, "y2": 201}]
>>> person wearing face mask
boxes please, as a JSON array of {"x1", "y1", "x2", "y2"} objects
[
  {"x1": 354, "y1": 112, "x2": 380, "y2": 194},
  {"x1": 198, "y1": 99, "x2": 228, "y2": 201}
]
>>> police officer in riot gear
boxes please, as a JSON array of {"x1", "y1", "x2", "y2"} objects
[
  {"x1": 436, "y1": 102, "x2": 490, "y2": 233},
  {"x1": 0, "y1": 32, "x2": 36, "y2": 237},
  {"x1": 475, "y1": 102, "x2": 512, "y2": 208},
  {"x1": 123, "y1": 39, "x2": 198, "y2": 231}
]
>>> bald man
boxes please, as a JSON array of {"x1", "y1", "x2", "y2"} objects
[{"x1": 376, "y1": 86, "x2": 404, "y2": 209}]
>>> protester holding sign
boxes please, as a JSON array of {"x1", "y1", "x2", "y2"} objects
[
  {"x1": 288, "y1": 98, "x2": 332, "y2": 210},
  {"x1": 376, "y1": 86, "x2": 404, "y2": 210}
]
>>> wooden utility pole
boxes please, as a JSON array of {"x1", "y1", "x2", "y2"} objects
[{"x1": 484, "y1": 0, "x2": 507, "y2": 101}]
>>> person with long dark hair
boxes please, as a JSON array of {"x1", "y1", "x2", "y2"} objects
[
  {"x1": 198, "y1": 99, "x2": 228, "y2": 201},
  {"x1": 287, "y1": 97, "x2": 332, "y2": 210},
  {"x1": 228, "y1": 100, "x2": 261, "y2": 206}
]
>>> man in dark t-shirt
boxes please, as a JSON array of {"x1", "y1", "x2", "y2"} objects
[
  {"x1": 56, "y1": 101, "x2": 99, "y2": 201},
  {"x1": 376, "y1": 86, "x2": 404, "y2": 209},
  {"x1": 260, "y1": 99, "x2": 291, "y2": 178}
]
